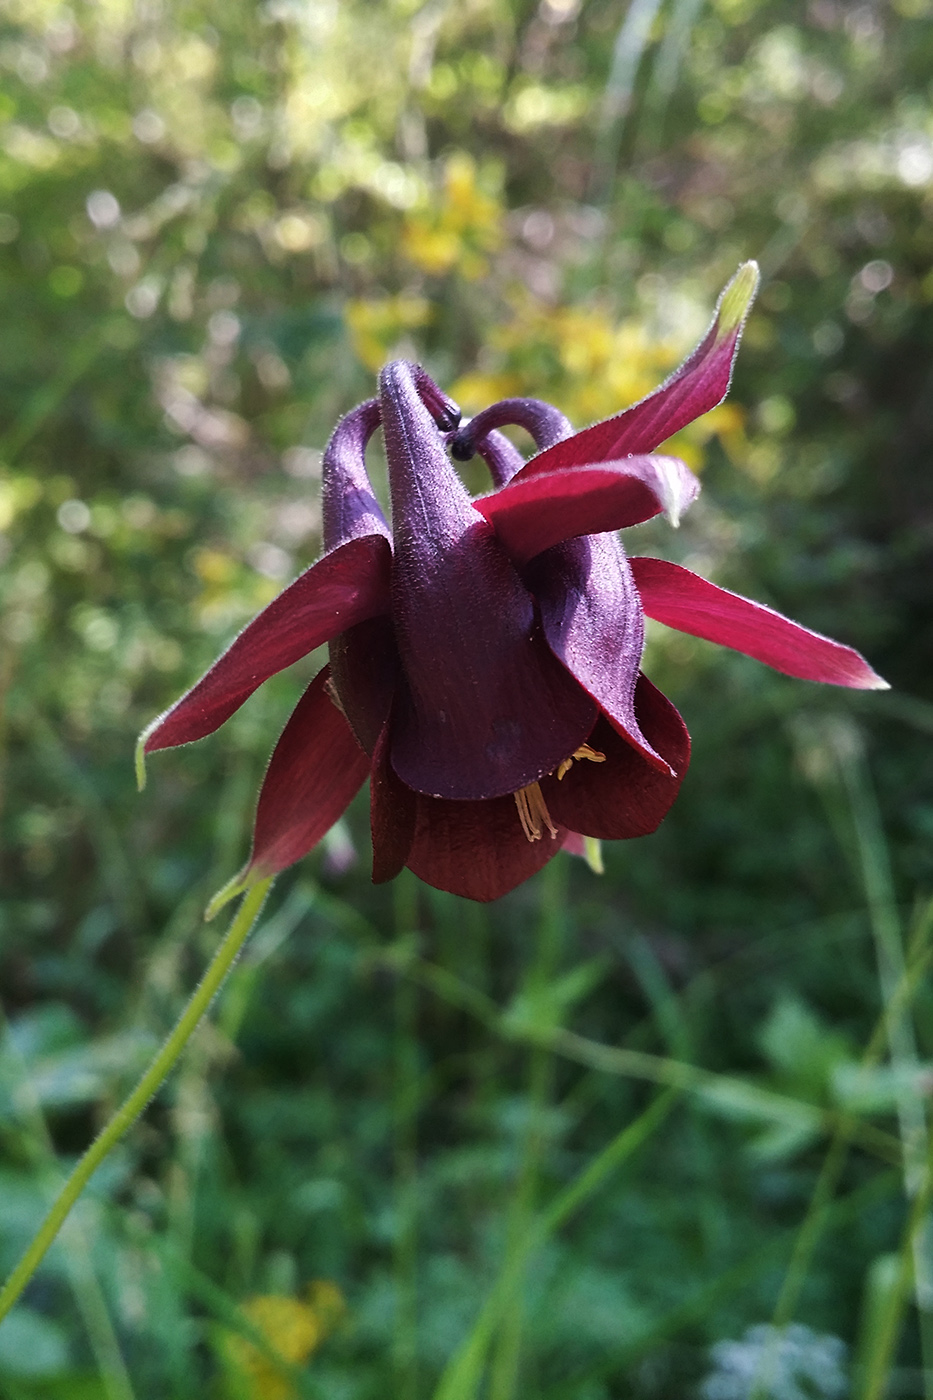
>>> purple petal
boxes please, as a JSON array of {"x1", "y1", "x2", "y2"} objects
[
  {"x1": 241, "y1": 666, "x2": 370, "y2": 880},
  {"x1": 476, "y1": 457, "x2": 699, "y2": 565},
  {"x1": 321, "y1": 400, "x2": 390, "y2": 550},
  {"x1": 405, "y1": 791, "x2": 566, "y2": 901},
  {"x1": 542, "y1": 677, "x2": 690, "y2": 838},
  {"x1": 472, "y1": 428, "x2": 525, "y2": 489},
  {"x1": 631, "y1": 557, "x2": 889, "y2": 689},
  {"x1": 451, "y1": 399, "x2": 571, "y2": 463},
  {"x1": 142, "y1": 534, "x2": 392, "y2": 755},
  {"x1": 409, "y1": 363, "x2": 462, "y2": 432},
  {"x1": 465, "y1": 411, "x2": 668, "y2": 767},
  {"x1": 380, "y1": 361, "x2": 595, "y2": 800},
  {"x1": 528, "y1": 533, "x2": 670, "y2": 772},
  {"x1": 512, "y1": 262, "x2": 760, "y2": 478}
]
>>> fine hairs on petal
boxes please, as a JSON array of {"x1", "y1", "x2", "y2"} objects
[{"x1": 631, "y1": 557, "x2": 888, "y2": 691}]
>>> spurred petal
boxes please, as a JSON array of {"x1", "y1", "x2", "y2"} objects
[
  {"x1": 139, "y1": 534, "x2": 392, "y2": 764},
  {"x1": 409, "y1": 363, "x2": 462, "y2": 431},
  {"x1": 450, "y1": 398, "x2": 571, "y2": 465},
  {"x1": 542, "y1": 677, "x2": 690, "y2": 839},
  {"x1": 631, "y1": 557, "x2": 889, "y2": 689},
  {"x1": 511, "y1": 262, "x2": 760, "y2": 479},
  {"x1": 405, "y1": 791, "x2": 566, "y2": 902},
  {"x1": 472, "y1": 428, "x2": 525, "y2": 489},
  {"x1": 529, "y1": 533, "x2": 670, "y2": 772},
  {"x1": 381, "y1": 361, "x2": 595, "y2": 801},
  {"x1": 209, "y1": 666, "x2": 370, "y2": 913},
  {"x1": 476, "y1": 456, "x2": 699, "y2": 564},
  {"x1": 321, "y1": 399, "x2": 389, "y2": 550},
  {"x1": 370, "y1": 719, "x2": 416, "y2": 884}
]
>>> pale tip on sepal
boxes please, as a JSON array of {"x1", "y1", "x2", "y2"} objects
[
  {"x1": 654, "y1": 455, "x2": 698, "y2": 529},
  {"x1": 583, "y1": 836, "x2": 604, "y2": 875},
  {"x1": 716, "y1": 261, "x2": 760, "y2": 341},
  {"x1": 134, "y1": 735, "x2": 148, "y2": 792},
  {"x1": 205, "y1": 866, "x2": 253, "y2": 921}
]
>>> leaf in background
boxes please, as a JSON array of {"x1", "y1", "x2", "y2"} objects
[
  {"x1": 501, "y1": 957, "x2": 609, "y2": 1036},
  {"x1": 831, "y1": 1061, "x2": 933, "y2": 1116},
  {"x1": 0, "y1": 1306, "x2": 69, "y2": 1379},
  {"x1": 756, "y1": 994, "x2": 853, "y2": 1099}
]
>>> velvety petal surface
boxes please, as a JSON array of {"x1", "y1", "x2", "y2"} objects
[
  {"x1": 405, "y1": 791, "x2": 566, "y2": 902},
  {"x1": 528, "y1": 533, "x2": 669, "y2": 772},
  {"x1": 476, "y1": 456, "x2": 699, "y2": 564},
  {"x1": 631, "y1": 557, "x2": 888, "y2": 689},
  {"x1": 472, "y1": 428, "x2": 525, "y2": 489},
  {"x1": 542, "y1": 676, "x2": 690, "y2": 839},
  {"x1": 451, "y1": 399, "x2": 571, "y2": 468},
  {"x1": 241, "y1": 665, "x2": 370, "y2": 881},
  {"x1": 141, "y1": 534, "x2": 392, "y2": 757},
  {"x1": 381, "y1": 361, "x2": 595, "y2": 801},
  {"x1": 511, "y1": 262, "x2": 760, "y2": 479},
  {"x1": 321, "y1": 399, "x2": 389, "y2": 550}
]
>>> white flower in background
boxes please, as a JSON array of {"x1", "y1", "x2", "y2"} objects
[{"x1": 701, "y1": 1324, "x2": 848, "y2": 1400}]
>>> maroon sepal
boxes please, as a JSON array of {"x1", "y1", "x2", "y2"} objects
[
  {"x1": 142, "y1": 534, "x2": 392, "y2": 755},
  {"x1": 477, "y1": 457, "x2": 698, "y2": 565},
  {"x1": 631, "y1": 557, "x2": 888, "y2": 690},
  {"x1": 542, "y1": 676, "x2": 690, "y2": 839},
  {"x1": 242, "y1": 666, "x2": 370, "y2": 880}
]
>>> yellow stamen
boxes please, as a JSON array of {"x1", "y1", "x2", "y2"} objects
[
  {"x1": 514, "y1": 782, "x2": 558, "y2": 843},
  {"x1": 556, "y1": 743, "x2": 606, "y2": 781}
]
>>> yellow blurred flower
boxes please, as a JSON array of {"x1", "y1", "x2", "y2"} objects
[
  {"x1": 192, "y1": 547, "x2": 236, "y2": 586},
  {"x1": 345, "y1": 295, "x2": 432, "y2": 372},
  {"x1": 220, "y1": 1282, "x2": 347, "y2": 1400},
  {"x1": 401, "y1": 151, "x2": 503, "y2": 280}
]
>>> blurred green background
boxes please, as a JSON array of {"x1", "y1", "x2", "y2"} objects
[{"x1": 1, "y1": 0, "x2": 932, "y2": 1396}]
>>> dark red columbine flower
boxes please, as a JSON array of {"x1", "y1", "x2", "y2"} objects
[{"x1": 138, "y1": 263, "x2": 886, "y2": 906}]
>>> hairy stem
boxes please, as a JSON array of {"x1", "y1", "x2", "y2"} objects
[{"x1": 0, "y1": 877, "x2": 273, "y2": 1325}]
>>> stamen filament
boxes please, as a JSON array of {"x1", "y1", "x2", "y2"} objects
[{"x1": 514, "y1": 782, "x2": 558, "y2": 842}]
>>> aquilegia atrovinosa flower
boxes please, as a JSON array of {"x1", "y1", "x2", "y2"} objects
[{"x1": 138, "y1": 263, "x2": 886, "y2": 904}]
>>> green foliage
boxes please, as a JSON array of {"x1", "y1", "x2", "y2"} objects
[{"x1": 1, "y1": 0, "x2": 932, "y2": 1395}]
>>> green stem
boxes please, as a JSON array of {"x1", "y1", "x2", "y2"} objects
[
  {"x1": 768, "y1": 902, "x2": 933, "y2": 1348},
  {"x1": 392, "y1": 872, "x2": 421, "y2": 1400},
  {"x1": 0, "y1": 877, "x2": 273, "y2": 1326},
  {"x1": 489, "y1": 859, "x2": 566, "y2": 1400},
  {"x1": 860, "y1": 1121, "x2": 933, "y2": 1400}
]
